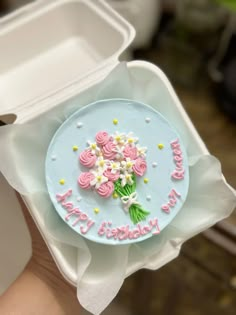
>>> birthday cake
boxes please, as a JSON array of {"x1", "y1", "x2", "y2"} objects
[{"x1": 45, "y1": 99, "x2": 189, "y2": 245}]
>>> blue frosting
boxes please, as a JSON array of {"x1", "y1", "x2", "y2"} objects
[{"x1": 45, "y1": 99, "x2": 189, "y2": 245}]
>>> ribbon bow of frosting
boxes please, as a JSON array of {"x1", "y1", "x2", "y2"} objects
[{"x1": 121, "y1": 192, "x2": 140, "y2": 212}]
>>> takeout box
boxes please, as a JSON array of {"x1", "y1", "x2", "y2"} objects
[{"x1": 0, "y1": 0, "x2": 212, "y2": 288}]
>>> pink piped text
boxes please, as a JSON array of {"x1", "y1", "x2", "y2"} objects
[
  {"x1": 97, "y1": 218, "x2": 160, "y2": 241},
  {"x1": 56, "y1": 189, "x2": 95, "y2": 234},
  {"x1": 161, "y1": 189, "x2": 181, "y2": 213},
  {"x1": 170, "y1": 139, "x2": 185, "y2": 180}
]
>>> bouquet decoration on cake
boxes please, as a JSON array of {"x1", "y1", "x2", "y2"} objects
[{"x1": 78, "y1": 131, "x2": 150, "y2": 224}]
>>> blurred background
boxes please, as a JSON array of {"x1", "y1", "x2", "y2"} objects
[{"x1": 0, "y1": 0, "x2": 235, "y2": 314}]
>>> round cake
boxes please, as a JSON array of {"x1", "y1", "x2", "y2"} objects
[{"x1": 45, "y1": 99, "x2": 189, "y2": 245}]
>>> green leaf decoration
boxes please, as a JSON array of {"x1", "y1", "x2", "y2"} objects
[
  {"x1": 114, "y1": 174, "x2": 150, "y2": 224},
  {"x1": 129, "y1": 204, "x2": 150, "y2": 224}
]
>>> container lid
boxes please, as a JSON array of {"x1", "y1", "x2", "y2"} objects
[{"x1": 0, "y1": 0, "x2": 135, "y2": 122}]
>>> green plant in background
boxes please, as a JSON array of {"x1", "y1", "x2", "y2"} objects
[
  {"x1": 215, "y1": 0, "x2": 236, "y2": 11},
  {"x1": 208, "y1": 0, "x2": 236, "y2": 83}
]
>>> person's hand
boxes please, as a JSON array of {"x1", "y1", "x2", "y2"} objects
[
  {"x1": 0, "y1": 193, "x2": 81, "y2": 315},
  {"x1": 18, "y1": 193, "x2": 69, "y2": 290}
]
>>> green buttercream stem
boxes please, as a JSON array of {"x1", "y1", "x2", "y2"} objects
[{"x1": 114, "y1": 174, "x2": 150, "y2": 224}]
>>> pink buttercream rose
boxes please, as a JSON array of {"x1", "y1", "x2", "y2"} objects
[
  {"x1": 97, "y1": 181, "x2": 114, "y2": 198},
  {"x1": 102, "y1": 141, "x2": 117, "y2": 160},
  {"x1": 123, "y1": 145, "x2": 138, "y2": 160},
  {"x1": 103, "y1": 168, "x2": 120, "y2": 182},
  {"x1": 95, "y1": 131, "x2": 110, "y2": 146},
  {"x1": 79, "y1": 149, "x2": 97, "y2": 168},
  {"x1": 78, "y1": 172, "x2": 95, "y2": 189},
  {"x1": 133, "y1": 158, "x2": 147, "y2": 176}
]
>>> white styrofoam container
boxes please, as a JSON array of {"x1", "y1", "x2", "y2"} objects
[
  {"x1": 0, "y1": 0, "x2": 135, "y2": 123},
  {"x1": 0, "y1": 0, "x2": 208, "y2": 287}
]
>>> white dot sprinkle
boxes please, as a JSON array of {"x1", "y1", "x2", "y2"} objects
[
  {"x1": 145, "y1": 117, "x2": 151, "y2": 123},
  {"x1": 77, "y1": 197, "x2": 82, "y2": 202},
  {"x1": 146, "y1": 195, "x2": 151, "y2": 201},
  {"x1": 152, "y1": 162, "x2": 157, "y2": 168},
  {"x1": 51, "y1": 155, "x2": 57, "y2": 161},
  {"x1": 77, "y1": 122, "x2": 83, "y2": 128}
]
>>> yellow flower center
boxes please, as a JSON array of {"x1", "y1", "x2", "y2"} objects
[
  {"x1": 97, "y1": 176, "x2": 102, "y2": 182},
  {"x1": 128, "y1": 138, "x2": 134, "y2": 144},
  {"x1": 115, "y1": 136, "x2": 121, "y2": 142},
  {"x1": 127, "y1": 162, "x2": 133, "y2": 168},
  {"x1": 91, "y1": 143, "x2": 97, "y2": 149},
  {"x1": 99, "y1": 160, "x2": 105, "y2": 167},
  {"x1": 112, "y1": 163, "x2": 117, "y2": 169},
  {"x1": 126, "y1": 175, "x2": 131, "y2": 180}
]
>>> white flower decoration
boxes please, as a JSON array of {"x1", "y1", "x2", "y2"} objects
[
  {"x1": 109, "y1": 161, "x2": 121, "y2": 174},
  {"x1": 87, "y1": 140, "x2": 101, "y2": 155},
  {"x1": 124, "y1": 132, "x2": 139, "y2": 146},
  {"x1": 113, "y1": 145, "x2": 125, "y2": 160},
  {"x1": 121, "y1": 158, "x2": 134, "y2": 173},
  {"x1": 120, "y1": 172, "x2": 134, "y2": 187},
  {"x1": 136, "y1": 144, "x2": 147, "y2": 158},
  {"x1": 95, "y1": 156, "x2": 108, "y2": 172},
  {"x1": 90, "y1": 170, "x2": 108, "y2": 189},
  {"x1": 112, "y1": 132, "x2": 126, "y2": 145}
]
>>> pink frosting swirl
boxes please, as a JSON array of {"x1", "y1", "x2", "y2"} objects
[
  {"x1": 133, "y1": 158, "x2": 147, "y2": 176},
  {"x1": 97, "y1": 181, "x2": 114, "y2": 198},
  {"x1": 103, "y1": 168, "x2": 120, "y2": 182},
  {"x1": 79, "y1": 149, "x2": 97, "y2": 168},
  {"x1": 102, "y1": 141, "x2": 117, "y2": 160},
  {"x1": 95, "y1": 131, "x2": 110, "y2": 146},
  {"x1": 123, "y1": 145, "x2": 138, "y2": 160},
  {"x1": 78, "y1": 172, "x2": 95, "y2": 189}
]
